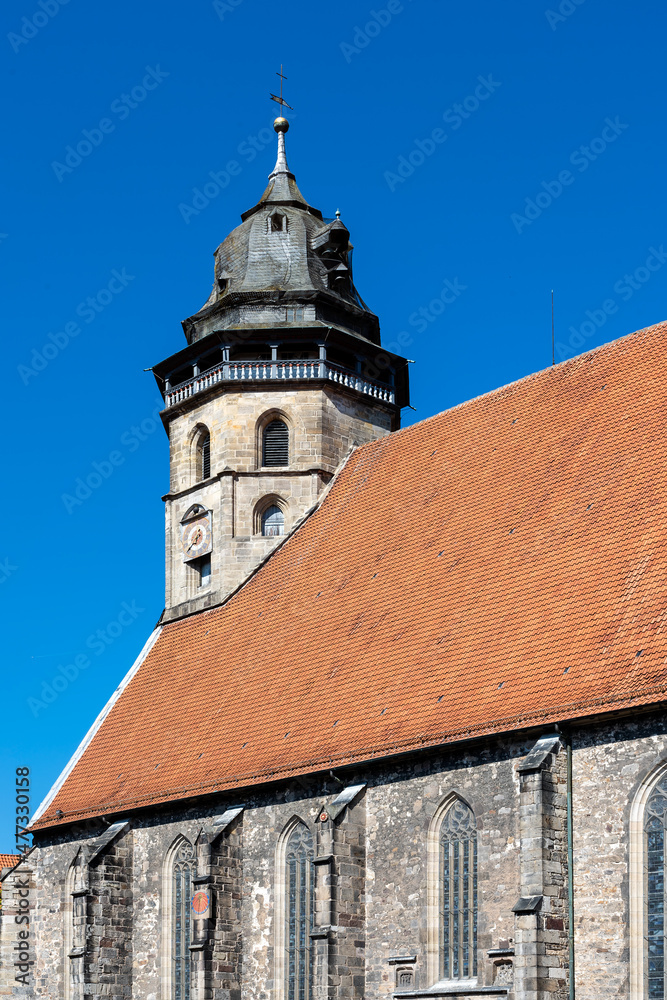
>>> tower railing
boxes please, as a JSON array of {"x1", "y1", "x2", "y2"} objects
[{"x1": 164, "y1": 359, "x2": 395, "y2": 408}]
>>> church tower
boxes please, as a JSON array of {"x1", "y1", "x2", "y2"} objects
[{"x1": 154, "y1": 116, "x2": 410, "y2": 622}]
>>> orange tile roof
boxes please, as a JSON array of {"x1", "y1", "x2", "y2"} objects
[
  {"x1": 0, "y1": 855, "x2": 21, "y2": 871},
  {"x1": 33, "y1": 321, "x2": 667, "y2": 830}
]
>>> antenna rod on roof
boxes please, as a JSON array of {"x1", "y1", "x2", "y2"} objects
[{"x1": 551, "y1": 289, "x2": 555, "y2": 366}]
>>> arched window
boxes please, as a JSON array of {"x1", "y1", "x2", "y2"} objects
[
  {"x1": 196, "y1": 431, "x2": 210, "y2": 481},
  {"x1": 64, "y1": 852, "x2": 87, "y2": 1000},
  {"x1": 63, "y1": 861, "x2": 76, "y2": 1000},
  {"x1": 440, "y1": 799, "x2": 477, "y2": 981},
  {"x1": 172, "y1": 839, "x2": 195, "y2": 1000},
  {"x1": 645, "y1": 777, "x2": 667, "y2": 998},
  {"x1": 262, "y1": 505, "x2": 285, "y2": 537},
  {"x1": 285, "y1": 823, "x2": 314, "y2": 1000},
  {"x1": 263, "y1": 420, "x2": 289, "y2": 467}
]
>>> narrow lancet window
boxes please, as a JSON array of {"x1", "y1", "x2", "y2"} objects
[
  {"x1": 172, "y1": 839, "x2": 196, "y2": 1000},
  {"x1": 197, "y1": 432, "x2": 211, "y2": 481},
  {"x1": 440, "y1": 800, "x2": 477, "y2": 981},
  {"x1": 645, "y1": 777, "x2": 667, "y2": 998},
  {"x1": 285, "y1": 823, "x2": 314, "y2": 1000},
  {"x1": 263, "y1": 420, "x2": 289, "y2": 467}
]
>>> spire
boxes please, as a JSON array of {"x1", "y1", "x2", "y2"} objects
[
  {"x1": 266, "y1": 116, "x2": 293, "y2": 197},
  {"x1": 271, "y1": 117, "x2": 290, "y2": 176},
  {"x1": 241, "y1": 114, "x2": 318, "y2": 220}
]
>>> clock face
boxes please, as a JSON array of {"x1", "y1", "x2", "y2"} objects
[{"x1": 181, "y1": 514, "x2": 212, "y2": 562}]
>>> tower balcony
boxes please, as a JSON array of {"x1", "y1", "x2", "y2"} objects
[{"x1": 163, "y1": 357, "x2": 396, "y2": 410}]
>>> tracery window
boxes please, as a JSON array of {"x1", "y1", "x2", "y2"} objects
[
  {"x1": 285, "y1": 823, "x2": 314, "y2": 1000},
  {"x1": 440, "y1": 799, "x2": 477, "y2": 981},
  {"x1": 645, "y1": 777, "x2": 667, "y2": 998},
  {"x1": 172, "y1": 839, "x2": 196, "y2": 1000}
]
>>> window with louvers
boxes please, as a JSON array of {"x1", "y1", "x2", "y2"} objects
[
  {"x1": 197, "y1": 433, "x2": 210, "y2": 481},
  {"x1": 263, "y1": 420, "x2": 289, "y2": 467}
]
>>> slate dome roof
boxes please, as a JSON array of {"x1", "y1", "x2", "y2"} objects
[{"x1": 183, "y1": 125, "x2": 378, "y2": 345}]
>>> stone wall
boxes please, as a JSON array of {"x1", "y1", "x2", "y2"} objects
[
  {"x1": 163, "y1": 385, "x2": 394, "y2": 620},
  {"x1": 86, "y1": 833, "x2": 134, "y2": 998},
  {"x1": 572, "y1": 712, "x2": 667, "y2": 1000},
  {"x1": 13, "y1": 713, "x2": 667, "y2": 998}
]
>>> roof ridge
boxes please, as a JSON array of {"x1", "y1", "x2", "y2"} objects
[{"x1": 350, "y1": 318, "x2": 667, "y2": 460}]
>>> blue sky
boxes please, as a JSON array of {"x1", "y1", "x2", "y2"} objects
[{"x1": 2, "y1": 0, "x2": 666, "y2": 850}]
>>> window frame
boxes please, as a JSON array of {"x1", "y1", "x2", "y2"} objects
[
  {"x1": 256, "y1": 410, "x2": 292, "y2": 471},
  {"x1": 274, "y1": 818, "x2": 315, "y2": 1000},
  {"x1": 191, "y1": 425, "x2": 211, "y2": 485},
  {"x1": 262, "y1": 419, "x2": 290, "y2": 468},
  {"x1": 426, "y1": 794, "x2": 479, "y2": 988},
  {"x1": 161, "y1": 836, "x2": 196, "y2": 1000},
  {"x1": 630, "y1": 760, "x2": 667, "y2": 999},
  {"x1": 262, "y1": 504, "x2": 285, "y2": 537}
]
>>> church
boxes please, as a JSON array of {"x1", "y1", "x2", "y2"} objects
[{"x1": 2, "y1": 110, "x2": 667, "y2": 1000}]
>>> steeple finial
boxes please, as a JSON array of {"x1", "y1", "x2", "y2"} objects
[
  {"x1": 270, "y1": 65, "x2": 293, "y2": 118},
  {"x1": 271, "y1": 121, "x2": 290, "y2": 177},
  {"x1": 269, "y1": 65, "x2": 293, "y2": 174},
  {"x1": 241, "y1": 70, "x2": 314, "y2": 220}
]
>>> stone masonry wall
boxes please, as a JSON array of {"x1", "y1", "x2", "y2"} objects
[
  {"x1": 330, "y1": 798, "x2": 366, "y2": 999},
  {"x1": 17, "y1": 713, "x2": 667, "y2": 999},
  {"x1": 0, "y1": 862, "x2": 35, "y2": 1000},
  {"x1": 209, "y1": 815, "x2": 243, "y2": 1000},
  {"x1": 163, "y1": 385, "x2": 393, "y2": 619},
  {"x1": 86, "y1": 833, "x2": 134, "y2": 998},
  {"x1": 572, "y1": 711, "x2": 667, "y2": 1000}
]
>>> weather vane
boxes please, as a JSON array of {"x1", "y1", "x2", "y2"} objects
[{"x1": 270, "y1": 65, "x2": 294, "y2": 112}]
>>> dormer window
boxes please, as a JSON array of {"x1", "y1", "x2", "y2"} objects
[{"x1": 270, "y1": 213, "x2": 286, "y2": 232}]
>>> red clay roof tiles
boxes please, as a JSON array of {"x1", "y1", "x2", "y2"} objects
[
  {"x1": 33, "y1": 321, "x2": 667, "y2": 829},
  {"x1": 0, "y1": 855, "x2": 21, "y2": 871}
]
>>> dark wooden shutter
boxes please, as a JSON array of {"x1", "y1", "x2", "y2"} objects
[
  {"x1": 263, "y1": 421, "x2": 289, "y2": 466},
  {"x1": 201, "y1": 435, "x2": 210, "y2": 479}
]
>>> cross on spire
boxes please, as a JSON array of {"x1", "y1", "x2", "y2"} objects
[{"x1": 270, "y1": 65, "x2": 294, "y2": 112}]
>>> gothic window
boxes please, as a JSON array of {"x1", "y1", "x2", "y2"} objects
[
  {"x1": 645, "y1": 777, "x2": 667, "y2": 998},
  {"x1": 262, "y1": 505, "x2": 285, "y2": 537},
  {"x1": 263, "y1": 420, "x2": 289, "y2": 467},
  {"x1": 172, "y1": 839, "x2": 196, "y2": 1000},
  {"x1": 285, "y1": 823, "x2": 314, "y2": 1000},
  {"x1": 440, "y1": 799, "x2": 477, "y2": 981},
  {"x1": 197, "y1": 431, "x2": 211, "y2": 481}
]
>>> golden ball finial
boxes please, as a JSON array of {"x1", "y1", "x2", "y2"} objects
[{"x1": 274, "y1": 116, "x2": 289, "y2": 133}]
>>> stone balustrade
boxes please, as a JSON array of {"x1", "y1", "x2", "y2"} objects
[{"x1": 164, "y1": 359, "x2": 395, "y2": 408}]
